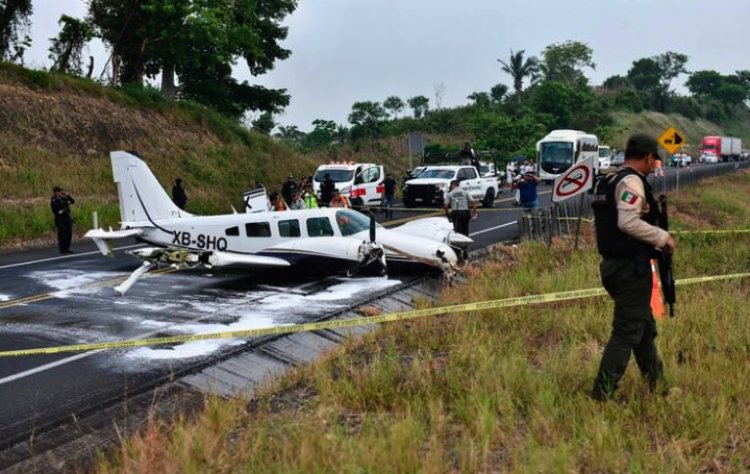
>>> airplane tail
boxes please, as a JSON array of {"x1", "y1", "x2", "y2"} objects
[{"x1": 111, "y1": 151, "x2": 191, "y2": 224}]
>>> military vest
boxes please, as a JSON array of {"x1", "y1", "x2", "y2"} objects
[{"x1": 592, "y1": 168, "x2": 659, "y2": 259}]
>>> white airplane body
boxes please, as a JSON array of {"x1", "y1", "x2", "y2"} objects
[{"x1": 86, "y1": 151, "x2": 473, "y2": 293}]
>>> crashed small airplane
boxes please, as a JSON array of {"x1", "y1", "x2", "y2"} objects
[{"x1": 86, "y1": 151, "x2": 473, "y2": 294}]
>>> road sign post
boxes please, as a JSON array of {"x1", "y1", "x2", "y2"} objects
[
  {"x1": 551, "y1": 156, "x2": 595, "y2": 249},
  {"x1": 657, "y1": 126, "x2": 686, "y2": 197}
]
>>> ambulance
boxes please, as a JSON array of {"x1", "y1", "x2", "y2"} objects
[{"x1": 312, "y1": 161, "x2": 386, "y2": 206}]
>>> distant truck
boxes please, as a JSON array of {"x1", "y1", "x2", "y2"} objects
[{"x1": 701, "y1": 136, "x2": 742, "y2": 162}]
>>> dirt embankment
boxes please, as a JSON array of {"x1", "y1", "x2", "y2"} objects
[{"x1": 0, "y1": 82, "x2": 219, "y2": 161}]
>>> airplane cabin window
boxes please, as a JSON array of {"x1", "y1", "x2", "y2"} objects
[
  {"x1": 225, "y1": 226, "x2": 240, "y2": 236},
  {"x1": 245, "y1": 222, "x2": 272, "y2": 237},
  {"x1": 306, "y1": 217, "x2": 334, "y2": 237},
  {"x1": 278, "y1": 219, "x2": 301, "y2": 238}
]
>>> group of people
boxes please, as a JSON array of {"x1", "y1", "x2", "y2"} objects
[{"x1": 268, "y1": 173, "x2": 349, "y2": 211}]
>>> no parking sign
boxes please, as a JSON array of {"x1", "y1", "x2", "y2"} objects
[{"x1": 552, "y1": 156, "x2": 595, "y2": 203}]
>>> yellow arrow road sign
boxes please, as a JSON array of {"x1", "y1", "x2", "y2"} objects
[{"x1": 658, "y1": 127, "x2": 686, "y2": 155}]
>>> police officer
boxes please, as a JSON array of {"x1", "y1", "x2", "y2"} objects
[
  {"x1": 172, "y1": 178, "x2": 187, "y2": 210},
  {"x1": 591, "y1": 133, "x2": 677, "y2": 400},
  {"x1": 320, "y1": 173, "x2": 336, "y2": 207},
  {"x1": 50, "y1": 186, "x2": 76, "y2": 254},
  {"x1": 281, "y1": 175, "x2": 298, "y2": 206},
  {"x1": 443, "y1": 179, "x2": 477, "y2": 238}
]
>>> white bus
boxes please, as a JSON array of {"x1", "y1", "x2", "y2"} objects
[{"x1": 536, "y1": 130, "x2": 599, "y2": 182}]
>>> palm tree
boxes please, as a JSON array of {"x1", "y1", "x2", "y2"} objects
[{"x1": 497, "y1": 49, "x2": 540, "y2": 102}]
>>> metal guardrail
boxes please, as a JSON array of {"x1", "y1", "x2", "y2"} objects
[{"x1": 518, "y1": 162, "x2": 750, "y2": 243}]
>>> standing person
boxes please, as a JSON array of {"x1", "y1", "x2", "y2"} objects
[
  {"x1": 172, "y1": 178, "x2": 187, "y2": 210},
  {"x1": 289, "y1": 190, "x2": 307, "y2": 210},
  {"x1": 381, "y1": 172, "x2": 397, "y2": 219},
  {"x1": 329, "y1": 189, "x2": 350, "y2": 208},
  {"x1": 281, "y1": 175, "x2": 298, "y2": 206},
  {"x1": 515, "y1": 171, "x2": 541, "y2": 210},
  {"x1": 301, "y1": 185, "x2": 319, "y2": 208},
  {"x1": 459, "y1": 141, "x2": 480, "y2": 170},
  {"x1": 320, "y1": 173, "x2": 336, "y2": 207},
  {"x1": 269, "y1": 192, "x2": 288, "y2": 211},
  {"x1": 443, "y1": 180, "x2": 477, "y2": 238},
  {"x1": 50, "y1": 186, "x2": 75, "y2": 254},
  {"x1": 591, "y1": 133, "x2": 677, "y2": 401}
]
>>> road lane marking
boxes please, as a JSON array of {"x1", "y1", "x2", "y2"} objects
[
  {"x1": 0, "y1": 267, "x2": 178, "y2": 310},
  {"x1": 470, "y1": 221, "x2": 517, "y2": 237},
  {"x1": 0, "y1": 244, "x2": 145, "y2": 270}
]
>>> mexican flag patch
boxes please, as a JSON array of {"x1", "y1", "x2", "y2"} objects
[{"x1": 620, "y1": 191, "x2": 638, "y2": 205}]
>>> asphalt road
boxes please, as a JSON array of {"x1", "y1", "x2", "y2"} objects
[{"x1": 0, "y1": 161, "x2": 738, "y2": 450}]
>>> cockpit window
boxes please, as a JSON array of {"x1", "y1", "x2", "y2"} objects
[{"x1": 335, "y1": 209, "x2": 378, "y2": 236}]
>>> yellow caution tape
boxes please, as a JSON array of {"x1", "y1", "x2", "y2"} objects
[
  {"x1": 2, "y1": 271, "x2": 749, "y2": 358},
  {"x1": 673, "y1": 229, "x2": 750, "y2": 235}
]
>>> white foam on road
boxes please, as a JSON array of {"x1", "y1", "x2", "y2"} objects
[
  {"x1": 123, "y1": 277, "x2": 401, "y2": 362},
  {"x1": 27, "y1": 269, "x2": 123, "y2": 299}
]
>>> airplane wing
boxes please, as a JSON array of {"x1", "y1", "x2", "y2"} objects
[
  {"x1": 85, "y1": 228, "x2": 145, "y2": 257},
  {"x1": 391, "y1": 217, "x2": 473, "y2": 246}
]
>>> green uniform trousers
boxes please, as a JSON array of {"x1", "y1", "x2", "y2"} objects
[{"x1": 593, "y1": 257, "x2": 664, "y2": 399}]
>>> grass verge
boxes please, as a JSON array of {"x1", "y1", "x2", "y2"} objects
[{"x1": 94, "y1": 172, "x2": 750, "y2": 472}]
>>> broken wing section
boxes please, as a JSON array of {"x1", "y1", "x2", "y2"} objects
[
  {"x1": 115, "y1": 247, "x2": 291, "y2": 295},
  {"x1": 84, "y1": 228, "x2": 144, "y2": 257}
]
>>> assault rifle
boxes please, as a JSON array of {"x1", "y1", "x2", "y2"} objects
[{"x1": 656, "y1": 194, "x2": 676, "y2": 317}]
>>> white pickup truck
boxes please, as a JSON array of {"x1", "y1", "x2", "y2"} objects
[{"x1": 402, "y1": 165, "x2": 500, "y2": 208}]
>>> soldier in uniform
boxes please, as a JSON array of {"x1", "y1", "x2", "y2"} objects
[
  {"x1": 591, "y1": 133, "x2": 677, "y2": 400},
  {"x1": 443, "y1": 179, "x2": 477, "y2": 237},
  {"x1": 50, "y1": 186, "x2": 76, "y2": 254}
]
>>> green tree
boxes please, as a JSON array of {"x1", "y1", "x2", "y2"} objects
[
  {"x1": 686, "y1": 70, "x2": 724, "y2": 97},
  {"x1": 540, "y1": 40, "x2": 595, "y2": 86},
  {"x1": 627, "y1": 57, "x2": 662, "y2": 91},
  {"x1": 48, "y1": 15, "x2": 95, "y2": 75},
  {"x1": 472, "y1": 113, "x2": 545, "y2": 158},
  {"x1": 490, "y1": 83, "x2": 508, "y2": 102},
  {"x1": 602, "y1": 75, "x2": 630, "y2": 90},
  {"x1": 88, "y1": 0, "x2": 296, "y2": 117},
  {"x1": 497, "y1": 49, "x2": 540, "y2": 102},
  {"x1": 304, "y1": 119, "x2": 338, "y2": 148},
  {"x1": 531, "y1": 81, "x2": 576, "y2": 129},
  {"x1": 252, "y1": 111, "x2": 275, "y2": 135},
  {"x1": 407, "y1": 95, "x2": 430, "y2": 118},
  {"x1": 655, "y1": 51, "x2": 688, "y2": 90},
  {"x1": 0, "y1": 0, "x2": 32, "y2": 61},
  {"x1": 348, "y1": 101, "x2": 387, "y2": 139},
  {"x1": 383, "y1": 96, "x2": 405, "y2": 118},
  {"x1": 467, "y1": 91, "x2": 491, "y2": 108},
  {"x1": 274, "y1": 125, "x2": 305, "y2": 146}
]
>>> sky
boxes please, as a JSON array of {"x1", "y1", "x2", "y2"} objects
[{"x1": 24, "y1": 0, "x2": 750, "y2": 132}]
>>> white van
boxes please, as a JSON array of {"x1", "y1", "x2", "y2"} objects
[{"x1": 313, "y1": 161, "x2": 385, "y2": 206}]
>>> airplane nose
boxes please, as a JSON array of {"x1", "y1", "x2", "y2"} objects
[{"x1": 435, "y1": 244, "x2": 458, "y2": 264}]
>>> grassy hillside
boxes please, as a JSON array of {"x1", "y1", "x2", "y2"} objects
[
  {"x1": 607, "y1": 110, "x2": 750, "y2": 153},
  {"x1": 0, "y1": 63, "x2": 323, "y2": 248},
  {"x1": 99, "y1": 171, "x2": 750, "y2": 472}
]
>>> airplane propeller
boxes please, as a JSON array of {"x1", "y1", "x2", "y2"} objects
[{"x1": 369, "y1": 212, "x2": 376, "y2": 243}]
